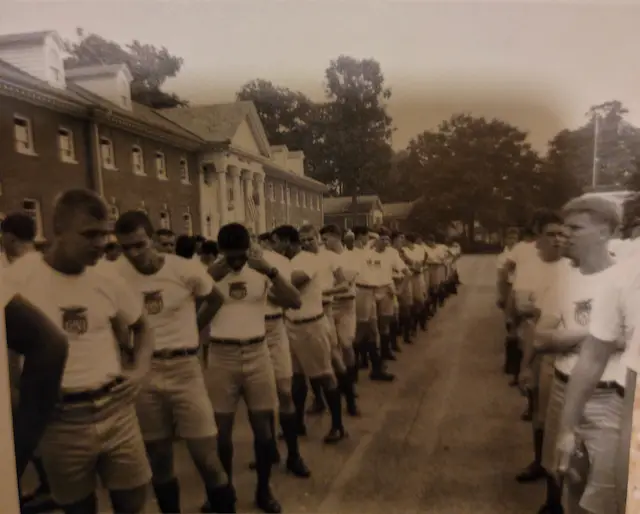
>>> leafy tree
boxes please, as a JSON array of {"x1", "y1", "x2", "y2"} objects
[
  {"x1": 64, "y1": 28, "x2": 187, "y2": 108},
  {"x1": 404, "y1": 114, "x2": 546, "y2": 242},
  {"x1": 320, "y1": 56, "x2": 395, "y2": 198}
]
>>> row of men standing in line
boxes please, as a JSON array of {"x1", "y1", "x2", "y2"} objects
[
  {"x1": 496, "y1": 198, "x2": 639, "y2": 514},
  {"x1": 1, "y1": 189, "x2": 462, "y2": 514}
]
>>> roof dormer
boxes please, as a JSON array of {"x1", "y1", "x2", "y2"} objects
[
  {"x1": 65, "y1": 63, "x2": 133, "y2": 111},
  {"x1": 0, "y1": 30, "x2": 66, "y2": 89}
]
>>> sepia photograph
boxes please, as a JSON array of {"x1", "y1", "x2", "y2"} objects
[{"x1": 0, "y1": 0, "x2": 639, "y2": 513}]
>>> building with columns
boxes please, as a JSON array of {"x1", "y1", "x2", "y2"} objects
[{"x1": 158, "y1": 102, "x2": 327, "y2": 237}]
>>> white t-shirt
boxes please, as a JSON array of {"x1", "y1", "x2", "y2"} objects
[
  {"x1": 112, "y1": 255, "x2": 214, "y2": 351},
  {"x1": 263, "y1": 249, "x2": 292, "y2": 317},
  {"x1": 287, "y1": 250, "x2": 324, "y2": 321},
  {"x1": 5, "y1": 254, "x2": 143, "y2": 390},
  {"x1": 424, "y1": 244, "x2": 440, "y2": 264},
  {"x1": 589, "y1": 256, "x2": 640, "y2": 374},
  {"x1": 540, "y1": 264, "x2": 626, "y2": 384},
  {"x1": 317, "y1": 248, "x2": 339, "y2": 301},
  {"x1": 210, "y1": 265, "x2": 269, "y2": 340},
  {"x1": 508, "y1": 241, "x2": 542, "y2": 292},
  {"x1": 497, "y1": 247, "x2": 515, "y2": 284},
  {"x1": 406, "y1": 245, "x2": 426, "y2": 270},
  {"x1": 608, "y1": 238, "x2": 640, "y2": 261},
  {"x1": 332, "y1": 249, "x2": 361, "y2": 299},
  {"x1": 365, "y1": 247, "x2": 406, "y2": 287}
]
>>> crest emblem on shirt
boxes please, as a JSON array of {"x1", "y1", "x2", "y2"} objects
[
  {"x1": 229, "y1": 281, "x2": 248, "y2": 300},
  {"x1": 60, "y1": 306, "x2": 89, "y2": 335},
  {"x1": 143, "y1": 290, "x2": 164, "y2": 316},
  {"x1": 573, "y1": 299, "x2": 592, "y2": 326},
  {"x1": 373, "y1": 259, "x2": 382, "y2": 268}
]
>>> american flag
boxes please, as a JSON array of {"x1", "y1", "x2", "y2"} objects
[{"x1": 246, "y1": 191, "x2": 259, "y2": 224}]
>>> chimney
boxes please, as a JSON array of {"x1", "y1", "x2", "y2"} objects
[
  {"x1": 0, "y1": 30, "x2": 66, "y2": 89},
  {"x1": 270, "y1": 145, "x2": 289, "y2": 169},
  {"x1": 66, "y1": 63, "x2": 134, "y2": 111},
  {"x1": 287, "y1": 151, "x2": 305, "y2": 176}
]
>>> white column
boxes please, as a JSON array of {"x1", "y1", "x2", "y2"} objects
[
  {"x1": 241, "y1": 169, "x2": 255, "y2": 232},
  {"x1": 229, "y1": 166, "x2": 242, "y2": 222},
  {"x1": 254, "y1": 173, "x2": 267, "y2": 233},
  {"x1": 216, "y1": 168, "x2": 228, "y2": 227}
]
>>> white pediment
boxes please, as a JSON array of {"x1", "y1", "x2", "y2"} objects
[{"x1": 231, "y1": 118, "x2": 263, "y2": 156}]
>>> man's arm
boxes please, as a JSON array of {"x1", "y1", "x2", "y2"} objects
[
  {"x1": 196, "y1": 287, "x2": 225, "y2": 332},
  {"x1": 533, "y1": 328, "x2": 587, "y2": 353},
  {"x1": 5, "y1": 295, "x2": 68, "y2": 479},
  {"x1": 126, "y1": 314, "x2": 154, "y2": 376},
  {"x1": 267, "y1": 269, "x2": 302, "y2": 309}
]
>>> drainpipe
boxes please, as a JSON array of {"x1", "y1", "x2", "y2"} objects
[{"x1": 85, "y1": 107, "x2": 104, "y2": 197}]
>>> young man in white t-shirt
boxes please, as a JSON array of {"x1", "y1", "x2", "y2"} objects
[
  {"x1": 271, "y1": 225, "x2": 348, "y2": 445},
  {"x1": 556, "y1": 196, "x2": 637, "y2": 514},
  {"x1": 535, "y1": 196, "x2": 626, "y2": 514},
  {"x1": 5, "y1": 189, "x2": 155, "y2": 514},
  {"x1": 206, "y1": 223, "x2": 301, "y2": 514},
  {"x1": 111, "y1": 211, "x2": 235, "y2": 514},
  {"x1": 496, "y1": 228, "x2": 519, "y2": 374}
]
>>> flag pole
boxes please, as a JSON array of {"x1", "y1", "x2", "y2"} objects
[{"x1": 592, "y1": 114, "x2": 599, "y2": 189}]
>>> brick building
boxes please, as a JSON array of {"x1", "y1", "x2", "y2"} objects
[
  {"x1": 323, "y1": 195, "x2": 384, "y2": 230},
  {"x1": 0, "y1": 30, "x2": 326, "y2": 240}
]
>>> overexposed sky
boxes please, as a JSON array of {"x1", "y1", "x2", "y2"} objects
[{"x1": 2, "y1": 0, "x2": 639, "y2": 152}]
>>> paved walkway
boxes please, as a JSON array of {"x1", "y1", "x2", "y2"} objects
[{"x1": 28, "y1": 255, "x2": 546, "y2": 513}]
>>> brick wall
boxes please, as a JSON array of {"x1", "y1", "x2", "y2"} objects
[
  {"x1": 264, "y1": 177, "x2": 322, "y2": 229},
  {"x1": 97, "y1": 125, "x2": 201, "y2": 235},
  {"x1": 0, "y1": 96, "x2": 90, "y2": 237}
]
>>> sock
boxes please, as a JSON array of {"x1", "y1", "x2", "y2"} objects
[
  {"x1": 253, "y1": 439, "x2": 273, "y2": 496},
  {"x1": 323, "y1": 386, "x2": 344, "y2": 431},
  {"x1": 291, "y1": 374, "x2": 308, "y2": 430},
  {"x1": 279, "y1": 412, "x2": 300, "y2": 460},
  {"x1": 217, "y1": 439, "x2": 233, "y2": 485},
  {"x1": 153, "y1": 478, "x2": 181, "y2": 514}
]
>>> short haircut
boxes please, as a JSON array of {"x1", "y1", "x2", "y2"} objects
[
  {"x1": 200, "y1": 240, "x2": 219, "y2": 256},
  {"x1": 562, "y1": 195, "x2": 621, "y2": 232},
  {"x1": 218, "y1": 223, "x2": 250, "y2": 251},
  {"x1": 319, "y1": 224, "x2": 342, "y2": 237},
  {"x1": 390, "y1": 230, "x2": 403, "y2": 242},
  {"x1": 536, "y1": 210, "x2": 564, "y2": 232},
  {"x1": 1, "y1": 213, "x2": 36, "y2": 242},
  {"x1": 352, "y1": 226, "x2": 369, "y2": 237},
  {"x1": 194, "y1": 235, "x2": 206, "y2": 244},
  {"x1": 343, "y1": 230, "x2": 355, "y2": 239},
  {"x1": 272, "y1": 225, "x2": 300, "y2": 244},
  {"x1": 425, "y1": 233, "x2": 435, "y2": 242},
  {"x1": 377, "y1": 227, "x2": 391, "y2": 238},
  {"x1": 52, "y1": 189, "x2": 108, "y2": 235},
  {"x1": 175, "y1": 235, "x2": 197, "y2": 258},
  {"x1": 405, "y1": 233, "x2": 416, "y2": 243},
  {"x1": 105, "y1": 241, "x2": 119, "y2": 252},
  {"x1": 258, "y1": 232, "x2": 272, "y2": 242},
  {"x1": 155, "y1": 228, "x2": 174, "y2": 238},
  {"x1": 298, "y1": 223, "x2": 317, "y2": 235},
  {"x1": 115, "y1": 210, "x2": 154, "y2": 237}
]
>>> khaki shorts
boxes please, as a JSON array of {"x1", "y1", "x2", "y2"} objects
[
  {"x1": 332, "y1": 298, "x2": 356, "y2": 349},
  {"x1": 39, "y1": 399, "x2": 151, "y2": 505},
  {"x1": 534, "y1": 355, "x2": 555, "y2": 429},
  {"x1": 617, "y1": 370, "x2": 635, "y2": 514},
  {"x1": 410, "y1": 273, "x2": 426, "y2": 303},
  {"x1": 136, "y1": 355, "x2": 217, "y2": 442},
  {"x1": 396, "y1": 277, "x2": 412, "y2": 308},
  {"x1": 355, "y1": 285, "x2": 395, "y2": 322},
  {"x1": 286, "y1": 315, "x2": 333, "y2": 378},
  {"x1": 428, "y1": 265, "x2": 439, "y2": 290},
  {"x1": 207, "y1": 340, "x2": 278, "y2": 414},
  {"x1": 265, "y1": 316, "x2": 293, "y2": 380}
]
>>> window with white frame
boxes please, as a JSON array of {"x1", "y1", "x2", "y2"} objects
[
  {"x1": 108, "y1": 203, "x2": 119, "y2": 221},
  {"x1": 268, "y1": 183, "x2": 275, "y2": 201},
  {"x1": 100, "y1": 137, "x2": 115, "y2": 169},
  {"x1": 279, "y1": 184, "x2": 284, "y2": 204},
  {"x1": 286, "y1": 186, "x2": 291, "y2": 205},
  {"x1": 22, "y1": 198, "x2": 43, "y2": 238},
  {"x1": 302, "y1": 191, "x2": 307, "y2": 208},
  {"x1": 14, "y1": 116, "x2": 34, "y2": 154},
  {"x1": 179, "y1": 158, "x2": 189, "y2": 183},
  {"x1": 58, "y1": 127, "x2": 75, "y2": 162},
  {"x1": 183, "y1": 211, "x2": 193, "y2": 236},
  {"x1": 131, "y1": 146, "x2": 145, "y2": 175},
  {"x1": 138, "y1": 201, "x2": 148, "y2": 214},
  {"x1": 295, "y1": 189, "x2": 300, "y2": 206},
  {"x1": 159, "y1": 209, "x2": 171, "y2": 229},
  {"x1": 155, "y1": 152, "x2": 167, "y2": 179}
]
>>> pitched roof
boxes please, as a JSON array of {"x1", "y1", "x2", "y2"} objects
[
  {"x1": 66, "y1": 82, "x2": 204, "y2": 143},
  {"x1": 158, "y1": 101, "x2": 255, "y2": 143},
  {"x1": 66, "y1": 64, "x2": 133, "y2": 82},
  {"x1": 383, "y1": 200, "x2": 418, "y2": 218},
  {"x1": 0, "y1": 30, "x2": 63, "y2": 48},
  {"x1": 324, "y1": 195, "x2": 381, "y2": 215}
]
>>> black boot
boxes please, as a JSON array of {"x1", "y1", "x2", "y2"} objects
[
  {"x1": 418, "y1": 304, "x2": 427, "y2": 331},
  {"x1": 401, "y1": 316, "x2": 412, "y2": 344},
  {"x1": 201, "y1": 441, "x2": 233, "y2": 513},
  {"x1": 254, "y1": 440, "x2": 281, "y2": 513},
  {"x1": 306, "y1": 379, "x2": 326, "y2": 415},
  {"x1": 390, "y1": 320, "x2": 402, "y2": 352},
  {"x1": 537, "y1": 475, "x2": 564, "y2": 513},
  {"x1": 368, "y1": 341, "x2": 395, "y2": 382},
  {"x1": 205, "y1": 483, "x2": 237, "y2": 513},
  {"x1": 380, "y1": 333, "x2": 396, "y2": 361},
  {"x1": 355, "y1": 341, "x2": 369, "y2": 369},
  {"x1": 153, "y1": 478, "x2": 181, "y2": 513},
  {"x1": 249, "y1": 414, "x2": 280, "y2": 469},
  {"x1": 279, "y1": 413, "x2": 311, "y2": 478},
  {"x1": 516, "y1": 429, "x2": 546, "y2": 483},
  {"x1": 291, "y1": 373, "x2": 308, "y2": 436},
  {"x1": 338, "y1": 371, "x2": 360, "y2": 417},
  {"x1": 323, "y1": 387, "x2": 347, "y2": 444}
]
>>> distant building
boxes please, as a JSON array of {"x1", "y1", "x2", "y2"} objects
[
  {"x1": 0, "y1": 29, "x2": 327, "y2": 240},
  {"x1": 382, "y1": 200, "x2": 418, "y2": 231},
  {"x1": 323, "y1": 195, "x2": 384, "y2": 230}
]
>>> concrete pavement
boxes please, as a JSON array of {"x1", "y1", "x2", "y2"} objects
[{"x1": 28, "y1": 255, "x2": 547, "y2": 513}]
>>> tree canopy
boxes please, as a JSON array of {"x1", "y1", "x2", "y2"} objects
[{"x1": 64, "y1": 28, "x2": 187, "y2": 108}]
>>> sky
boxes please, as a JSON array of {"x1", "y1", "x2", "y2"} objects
[{"x1": 2, "y1": 0, "x2": 640, "y2": 153}]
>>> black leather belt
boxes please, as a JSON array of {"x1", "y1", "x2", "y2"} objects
[
  {"x1": 265, "y1": 313, "x2": 283, "y2": 321},
  {"x1": 286, "y1": 313, "x2": 324, "y2": 325},
  {"x1": 322, "y1": 299, "x2": 332, "y2": 307},
  {"x1": 210, "y1": 336, "x2": 265, "y2": 346},
  {"x1": 356, "y1": 284, "x2": 376, "y2": 290},
  {"x1": 554, "y1": 369, "x2": 624, "y2": 397},
  {"x1": 334, "y1": 295, "x2": 355, "y2": 302},
  {"x1": 61, "y1": 376, "x2": 124, "y2": 404},
  {"x1": 153, "y1": 347, "x2": 199, "y2": 359}
]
